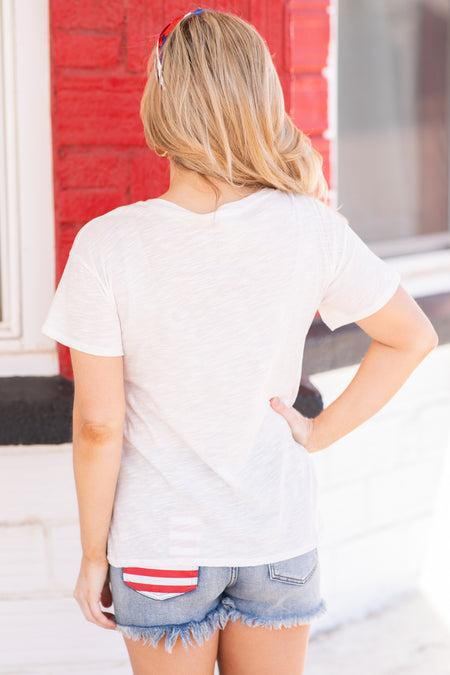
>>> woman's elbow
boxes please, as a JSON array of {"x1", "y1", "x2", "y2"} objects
[
  {"x1": 79, "y1": 421, "x2": 120, "y2": 446},
  {"x1": 402, "y1": 319, "x2": 439, "y2": 358},
  {"x1": 417, "y1": 326, "x2": 439, "y2": 355},
  {"x1": 74, "y1": 417, "x2": 124, "y2": 447},
  {"x1": 367, "y1": 286, "x2": 439, "y2": 356}
]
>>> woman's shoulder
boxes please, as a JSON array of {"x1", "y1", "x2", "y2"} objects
[
  {"x1": 70, "y1": 201, "x2": 151, "y2": 258},
  {"x1": 288, "y1": 192, "x2": 338, "y2": 219},
  {"x1": 285, "y1": 192, "x2": 347, "y2": 236}
]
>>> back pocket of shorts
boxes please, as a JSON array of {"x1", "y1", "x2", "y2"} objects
[
  {"x1": 268, "y1": 549, "x2": 318, "y2": 586},
  {"x1": 122, "y1": 566, "x2": 199, "y2": 601}
]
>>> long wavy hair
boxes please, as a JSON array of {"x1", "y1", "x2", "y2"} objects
[{"x1": 140, "y1": 9, "x2": 328, "y2": 201}]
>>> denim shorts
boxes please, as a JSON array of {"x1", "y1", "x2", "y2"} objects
[{"x1": 109, "y1": 547, "x2": 327, "y2": 653}]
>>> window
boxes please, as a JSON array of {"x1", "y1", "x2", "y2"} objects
[{"x1": 337, "y1": 0, "x2": 450, "y2": 257}]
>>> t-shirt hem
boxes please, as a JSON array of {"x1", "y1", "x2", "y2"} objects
[
  {"x1": 107, "y1": 540, "x2": 319, "y2": 569},
  {"x1": 41, "y1": 323, "x2": 124, "y2": 357},
  {"x1": 322, "y1": 275, "x2": 401, "y2": 332}
]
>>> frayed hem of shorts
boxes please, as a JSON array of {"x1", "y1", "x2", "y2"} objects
[
  {"x1": 221, "y1": 596, "x2": 328, "y2": 630},
  {"x1": 114, "y1": 602, "x2": 230, "y2": 654}
]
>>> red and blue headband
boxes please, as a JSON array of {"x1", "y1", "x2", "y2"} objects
[{"x1": 155, "y1": 8, "x2": 206, "y2": 89}]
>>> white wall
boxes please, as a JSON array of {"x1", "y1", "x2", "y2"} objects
[
  {"x1": 0, "y1": 444, "x2": 130, "y2": 672},
  {"x1": 0, "y1": 344, "x2": 448, "y2": 670},
  {"x1": 310, "y1": 342, "x2": 450, "y2": 635}
]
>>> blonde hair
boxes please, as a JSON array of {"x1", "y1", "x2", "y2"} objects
[{"x1": 140, "y1": 10, "x2": 328, "y2": 201}]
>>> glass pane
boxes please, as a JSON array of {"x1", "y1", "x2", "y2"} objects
[{"x1": 338, "y1": 0, "x2": 450, "y2": 245}]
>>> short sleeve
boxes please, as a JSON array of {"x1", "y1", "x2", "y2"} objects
[
  {"x1": 317, "y1": 206, "x2": 401, "y2": 331},
  {"x1": 42, "y1": 251, "x2": 124, "y2": 356}
]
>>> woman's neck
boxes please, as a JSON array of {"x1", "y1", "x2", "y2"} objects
[{"x1": 157, "y1": 160, "x2": 258, "y2": 214}]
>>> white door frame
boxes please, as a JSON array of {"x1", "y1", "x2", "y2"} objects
[{"x1": 0, "y1": 0, "x2": 57, "y2": 375}]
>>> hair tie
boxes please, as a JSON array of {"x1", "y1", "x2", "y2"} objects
[{"x1": 155, "y1": 8, "x2": 205, "y2": 90}]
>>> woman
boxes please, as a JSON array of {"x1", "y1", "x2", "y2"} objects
[{"x1": 42, "y1": 9, "x2": 438, "y2": 675}]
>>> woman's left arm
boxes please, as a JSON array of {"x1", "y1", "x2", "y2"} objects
[{"x1": 70, "y1": 348, "x2": 125, "y2": 630}]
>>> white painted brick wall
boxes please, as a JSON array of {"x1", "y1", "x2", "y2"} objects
[
  {"x1": 366, "y1": 457, "x2": 443, "y2": 528},
  {"x1": 0, "y1": 445, "x2": 77, "y2": 522},
  {"x1": 0, "y1": 443, "x2": 79, "y2": 597},
  {"x1": 48, "y1": 523, "x2": 83, "y2": 591},
  {"x1": 0, "y1": 343, "x2": 448, "y2": 671},
  {"x1": 0, "y1": 597, "x2": 129, "y2": 673},
  {"x1": 0, "y1": 443, "x2": 131, "y2": 671},
  {"x1": 0, "y1": 524, "x2": 48, "y2": 594},
  {"x1": 310, "y1": 342, "x2": 450, "y2": 635}
]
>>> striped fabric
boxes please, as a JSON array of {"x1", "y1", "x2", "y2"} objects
[{"x1": 123, "y1": 565, "x2": 199, "y2": 600}]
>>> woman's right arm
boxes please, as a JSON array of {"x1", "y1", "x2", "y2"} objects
[{"x1": 270, "y1": 284, "x2": 438, "y2": 452}]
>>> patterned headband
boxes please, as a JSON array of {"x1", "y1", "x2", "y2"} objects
[{"x1": 155, "y1": 8, "x2": 206, "y2": 90}]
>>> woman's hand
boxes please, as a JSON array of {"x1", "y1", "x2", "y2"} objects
[
  {"x1": 271, "y1": 287, "x2": 438, "y2": 453},
  {"x1": 270, "y1": 397, "x2": 319, "y2": 452},
  {"x1": 73, "y1": 556, "x2": 117, "y2": 630}
]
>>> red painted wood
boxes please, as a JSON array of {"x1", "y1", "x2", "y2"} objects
[{"x1": 49, "y1": 0, "x2": 331, "y2": 377}]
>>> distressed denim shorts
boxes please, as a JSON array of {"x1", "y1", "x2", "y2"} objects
[{"x1": 109, "y1": 547, "x2": 327, "y2": 653}]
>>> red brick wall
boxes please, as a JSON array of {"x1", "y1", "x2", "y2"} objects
[{"x1": 49, "y1": 0, "x2": 330, "y2": 378}]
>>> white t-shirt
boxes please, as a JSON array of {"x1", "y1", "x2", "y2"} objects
[{"x1": 42, "y1": 188, "x2": 401, "y2": 567}]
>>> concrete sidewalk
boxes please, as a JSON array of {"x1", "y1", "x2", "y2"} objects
[
  {"x1": 306, "y1": 591, "x2": 450, "y2": 675},
  {"x1": 1, "y1": 590, "x2": 449, "y2": 673}
]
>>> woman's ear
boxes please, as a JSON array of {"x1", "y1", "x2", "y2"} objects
[{"x1": 154, "y1": 147, "x2": 168, "y2": 157}]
